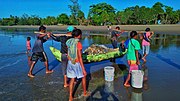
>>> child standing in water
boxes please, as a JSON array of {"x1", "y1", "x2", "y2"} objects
[
  {"x1": 26, "y1": 36, "x2": 31, "y2": 66},
  {"x1": 141, "y1": 28, "x2": 154, "y2": 62},
  {"x1": 124, "y1": 31, "x2": 141, "y2": 87},
  {"x1": 28, "y1": 25, "x2": 53, "y2": 78},
  {"x1": 66, "y1": 29, "x2": 90, "y2": 101}
]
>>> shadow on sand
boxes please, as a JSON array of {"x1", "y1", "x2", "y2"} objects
[{"x1": 34, "y1": 59, "x2": 60, "y2": 75}]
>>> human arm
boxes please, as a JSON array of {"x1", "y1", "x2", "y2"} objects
[
  {"x1": 77, "y1": 42, "x2": 87, "y2": 76},
  {"x1": 41, "y1": 32, "x2": 51, "y2": 43},
  {"x1": 53, "y1": 34, "x2": 72, "y2": 36},
  {"x1": 135, "y1": 50, "x2": 140, "y2": 65},
  {"x1": 149, "y1": 31, "x2": 154, "y2": 38},
  {"x1": 134, "y1": 39, "x2": 141, "y2": 65},
  {"x1": 51, "y1": 34, "x2": 62, "y2": 42}
]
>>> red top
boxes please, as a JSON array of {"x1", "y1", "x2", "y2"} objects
[{"x1": 26, "y1": 40, "x2": 31, "y2": 50}]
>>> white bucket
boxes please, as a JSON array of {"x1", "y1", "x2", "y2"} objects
[
  {"x1": 104, "y1": 66, "x2": 115, "y2": 82},
  {"x1": 131, "y1": 70, "x2": 144, "y2": 88}
]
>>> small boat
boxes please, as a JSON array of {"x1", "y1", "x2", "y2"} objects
[{"x1": 49, "y1": 45, "x2": 126, "y2": 63}]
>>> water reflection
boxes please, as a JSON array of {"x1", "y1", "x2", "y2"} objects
[
  {"x1": 151, "y1": 34, "x2": 180, "y2": 52},
  {"x1": 104, "y1": 81, "x2": 114, "y2": 93},
  {"x1": 87, "y1": 81, "x2": 118, "y2": 101},
  {"x1": 131, "y1": 88, "x2": 143, "y2": 101}
]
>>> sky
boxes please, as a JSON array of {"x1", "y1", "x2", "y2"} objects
[{"x1": 0, "y1": 0, "x2": 179, "y2": 18}]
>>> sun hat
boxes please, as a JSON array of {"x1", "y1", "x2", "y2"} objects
[{"x1": 67, "y1": 26, "x2": 74, "y2": 32}]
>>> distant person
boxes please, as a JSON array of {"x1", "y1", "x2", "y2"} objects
[
  {"x1": 26, "y1": 36, "x2": 32, "y2": 67},
  {"x1": 51, "y1": 26, "x2": 74, "y2": 88},
  {"x1": 110, "y1": 26, "x2": 124, "y2": 62},
  {"x1": 66, "y1": 29, "x2": 90, "y2": 101},
  {"x1": 124, "y1": 31, "x2": 141, "y2": 87},
  {"x1": 107, "y1": 25, "x2": 111, "y2": 31},
  {"x1": 141, "y1": 28, "x2": 154, "y2": 62},
  {"x1": 28, "y1": 25, "x2": 53, "y2": 78}
]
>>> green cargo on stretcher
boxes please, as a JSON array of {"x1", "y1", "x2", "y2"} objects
[{"x1": 49, "y1": 46, "x2": 127, "y2": 63}]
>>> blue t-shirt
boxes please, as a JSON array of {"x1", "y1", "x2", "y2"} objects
[
  {"x1": 32, "y1": 34, "x2": 47, "y2": 53},
  {"x1": 111, "y1": 30, "x2": 120, "y2": 40}
]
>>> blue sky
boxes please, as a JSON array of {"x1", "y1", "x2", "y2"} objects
[{"x1": 0, "y1": 0, "x2": 179, "y2": 18}]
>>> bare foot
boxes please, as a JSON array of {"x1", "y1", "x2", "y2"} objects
[
  {"x1": 83, "y1": 91, "x2": 91, "y2": 97},
  {"x1": 64, "y1": 84, "x2": 69, "y2": 88},
  {"x1": 142, "y1": 57, "x2": 146, "y2": 62},
  {"x1": 69, "y1": 96, "x2": 73, "y2": 101},
  {"x1": 124, "y1": 83, "x2": 130, "y2": 87},
  {"x1": 46, "y1": 70, "x2": 54, "y2": 74},
  {"x1": 28, "y1": 73, "x2": 35, "y2": 78},
  {"x1": 144, "y1": 77, "x2": 148, "y2": 81}
]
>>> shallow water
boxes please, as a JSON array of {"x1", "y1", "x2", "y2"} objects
[{"x1": 0, "y1": 28, "x2": 180, "y2": 101}]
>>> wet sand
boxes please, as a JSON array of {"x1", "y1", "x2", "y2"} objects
[
  {"x1": 0, "y1": 53, "x2": 180, "y2": 101},
  {"x1": 0, "y1": 24, "x2": 180, "y2": 34}
]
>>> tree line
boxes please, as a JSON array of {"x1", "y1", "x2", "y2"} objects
[{"x1": 0, "y1": 1, "x2": 179, "y2": 26}]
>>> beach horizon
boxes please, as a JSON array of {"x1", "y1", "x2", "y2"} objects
[{"x1": 0, "y1": 24, "x2": 179, "y2": 33}]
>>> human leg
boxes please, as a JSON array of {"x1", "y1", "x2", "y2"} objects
[
  {"x1": 124, "y1": 73, "x2": 131, "y2": 87},
  {"x1": 82, "y1": 76, "x2": 91, "y2": 96},
  {"x1": 28, "y1": 61, "x2": 36, "y2": 78},
  {"x1": 142, "y1": 45, "x2": 147, "y2": 62},
  {"x1": 27, "y1": 56, "x2": 32, "y2": 67},
  {"x1": 124, "y1": 61, "x2": 138, "y2": 87},
  {"x1": 64, "y1": 75, "x2": 68, "y2": 87},
  {"x1": 27, "y1": 50, "x2": 32, "y2": 67},
  {"x1": 142, "y1": 45, "x2": 150, "y2": 62},
  {"x1": 28, "y1": 53, "x2": 38, "y2": 77},
  {"x1": 61, "y1": 54, "x2": 68, "y2": 87},
  {"x1": 82, "y1": 76, "x2": 87, "y2": 95},
  {"x1": 40, "y1": 52, "x2": 53, "y2": 73},
  {"x1": 69, "y1": 78, "x2": 75, "y2": 101},
  {"x1": 44, "y1": 61, "x2": 53, "y2": 74}
]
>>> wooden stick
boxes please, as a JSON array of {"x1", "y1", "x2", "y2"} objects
[
  {"x1": 53, "y1": 34, "x2": 72, "y2": 36},
  {"x1": 34, "y1": 31, "x2": 71, "y2": 36},
  {"x1": 34, "y1": 31, "x2": 46, "y2": 34}
]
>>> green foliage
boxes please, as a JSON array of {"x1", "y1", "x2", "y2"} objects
[
  {"x1": 28, "y1": 15, "x2": 41, "y2": 25},
  {"x1": 77, "y1": 10, "x2": 85, "y2": 25},
  {"x1": 68, "y1": 0, "x2": 80, "y2": 25},
  {"x1": 88, "y1": 3, "x2": 116, "y2": 25},
  {"x1": 57, "y1": 13, "x2": 69, "y2": 25},
  {"x1": 41, "y1": 16, "x2": 57, "y2": 25},
  {"x1": 0, "y1": 2, "x2": 179, "y2": 26}
]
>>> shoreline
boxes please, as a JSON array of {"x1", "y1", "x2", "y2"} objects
[{"x1": 0, "y1": 24, "x2": 179, "y2": 34}]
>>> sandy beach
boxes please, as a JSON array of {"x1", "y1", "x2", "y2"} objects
[{"x1": 0, "y1": 24, "x2": 180, "y2": 34}]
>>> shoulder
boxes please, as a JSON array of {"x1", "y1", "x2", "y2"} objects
[
  {"x1": 77, "y1": 42, "x2": 82, "y2": 49},
  {"x1": 132, "y1": 39, "x2": 140, "y2": 44},
  {"x1": 36, "y1": 34, "x2": 40, "y2": 38},
  {"x1": 111, "y1": 30, "x2": 116, "y2": 34}
]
